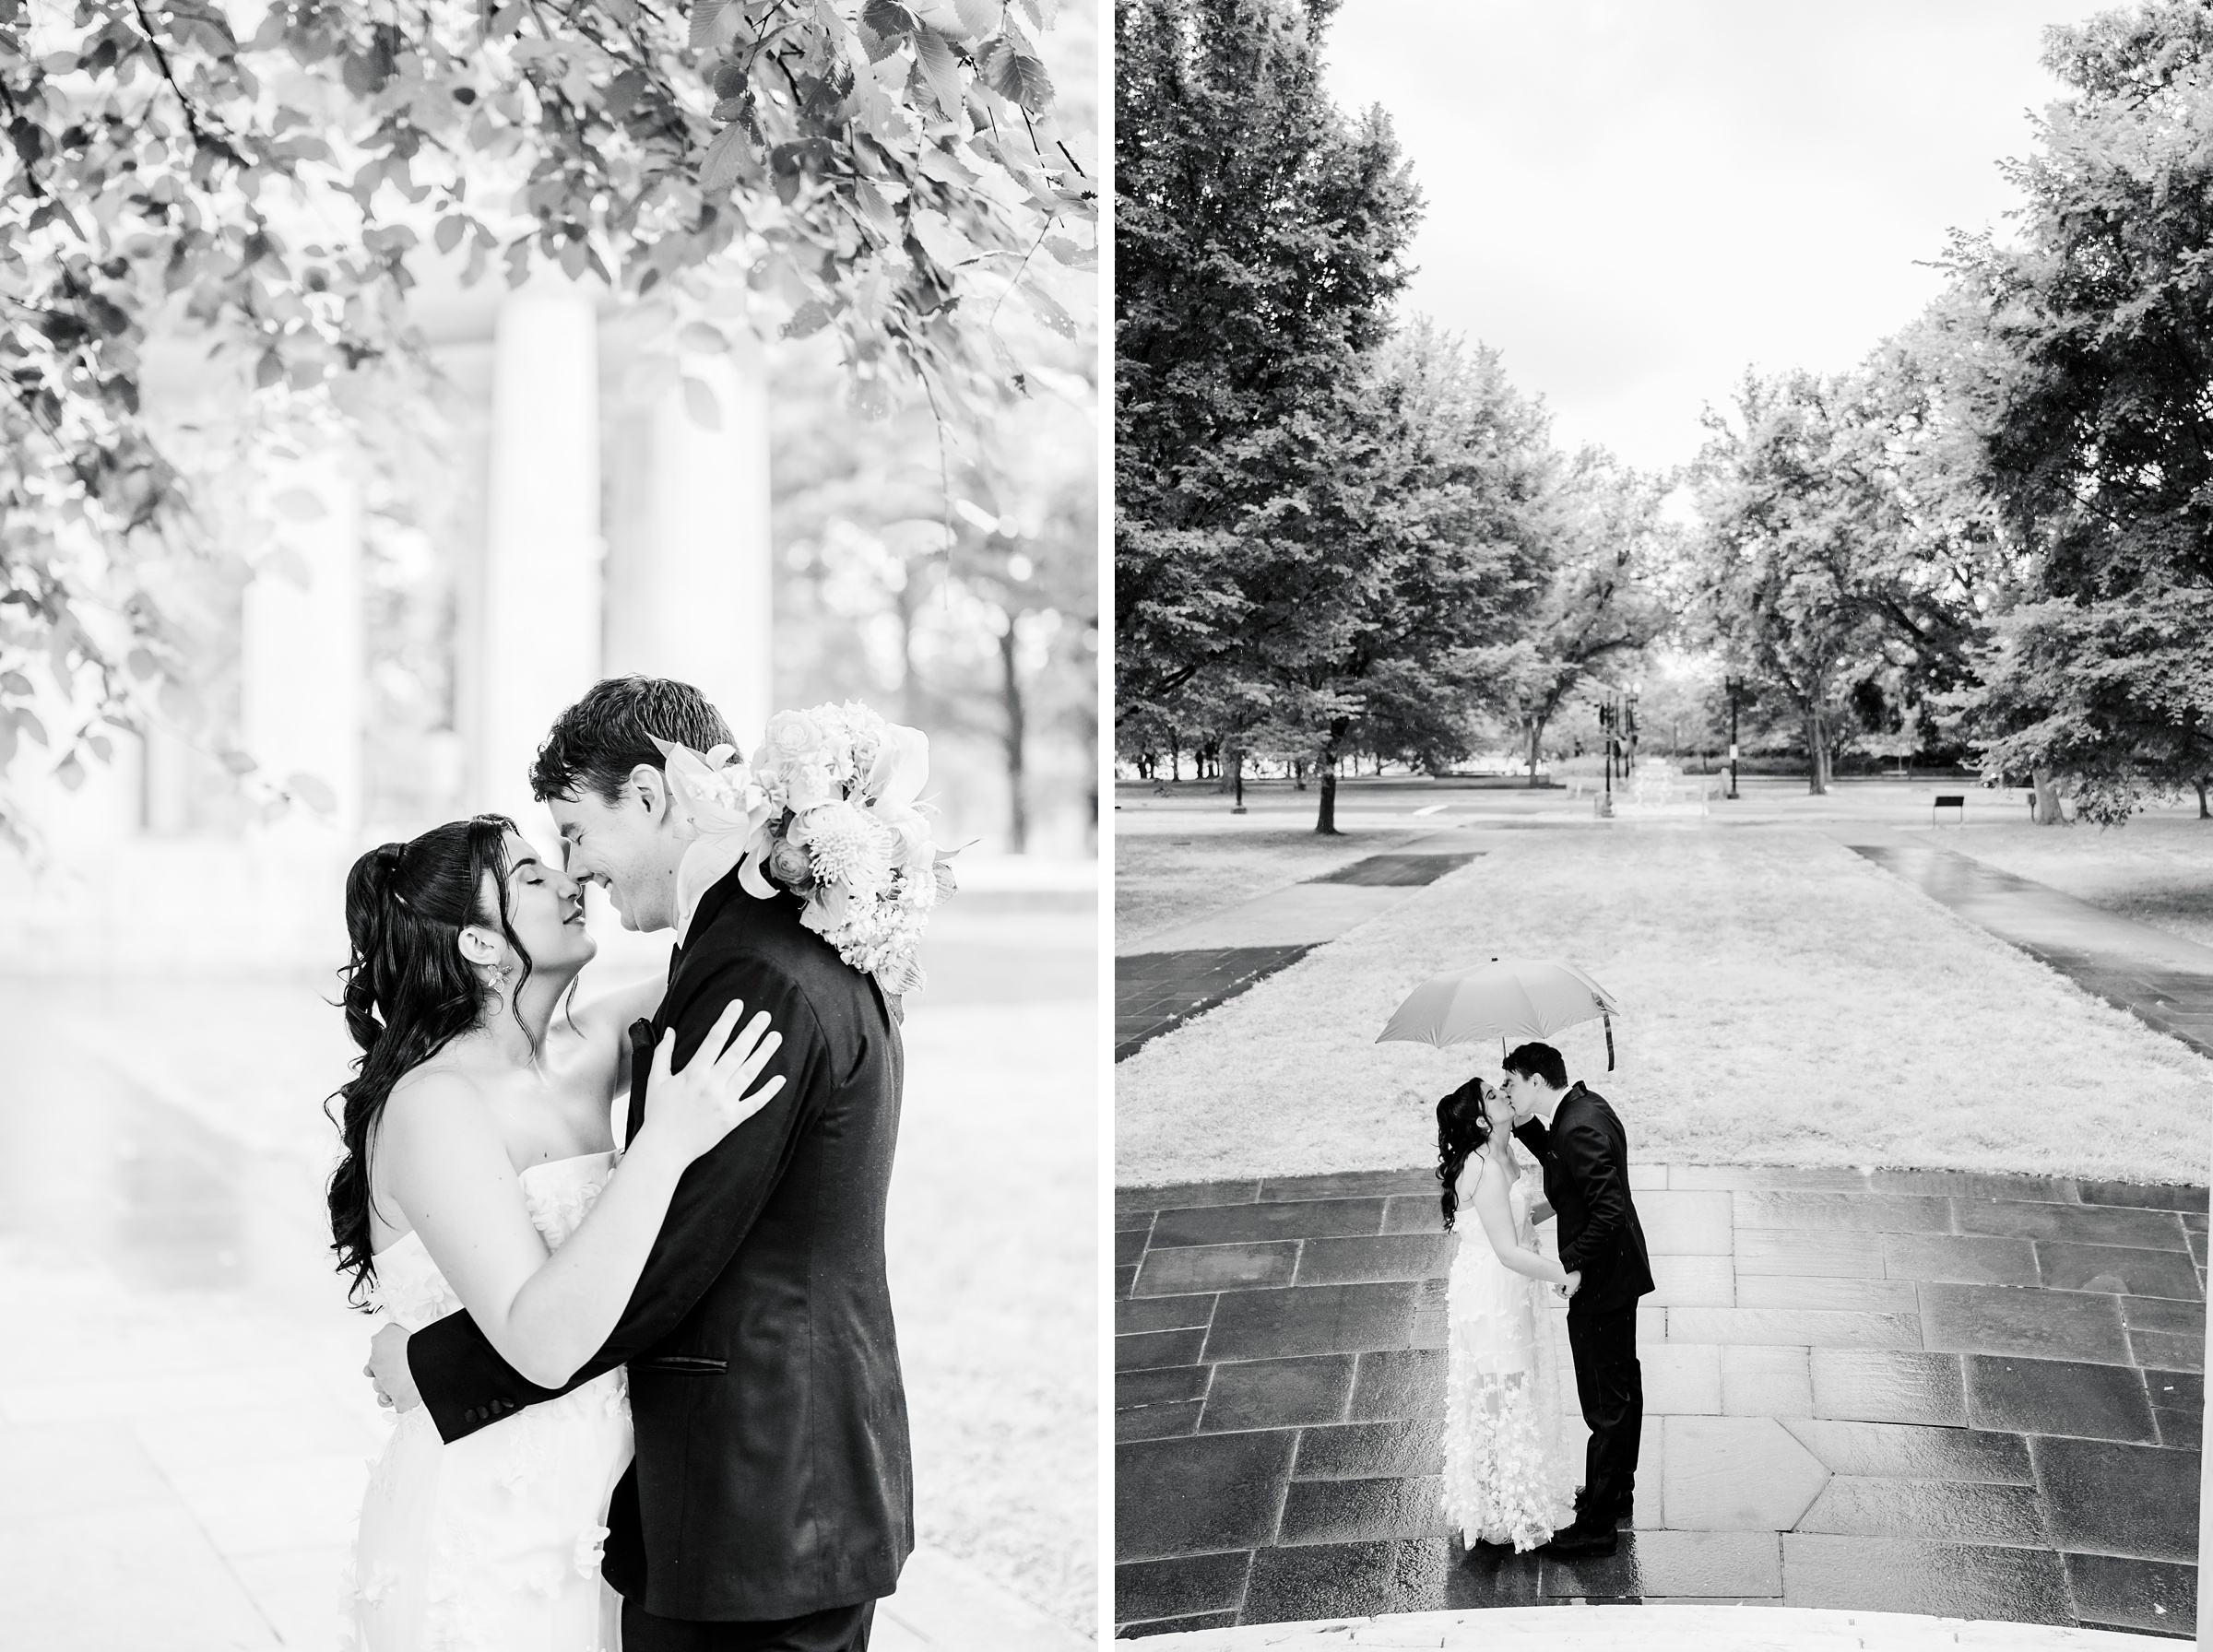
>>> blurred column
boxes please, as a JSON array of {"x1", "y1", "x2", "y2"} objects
[
  {"x1": 477, "y1": 285, "x2": 603, "y2": 834},
  {"x1": 241, "y1": 451, "x2": 364, "y2": 832},
  {"x1": 603, "y1": 341, "x2": 773, "y2": 756}
]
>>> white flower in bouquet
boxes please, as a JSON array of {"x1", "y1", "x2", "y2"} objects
[{"x1": 661, "y1": 702, "x2": 949, "y2": 996}]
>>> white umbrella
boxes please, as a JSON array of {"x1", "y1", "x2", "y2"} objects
[{"x1": 1377, "y1": 957, "x2": 1624, "y2": 1068}]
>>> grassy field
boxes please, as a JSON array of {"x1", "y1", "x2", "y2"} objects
[
  {"x1": 1117, "y1": 824, "x2": 2213, "y2": 1189},
  {"x1": 1115, "y1": 824, "x2": 1421, "y2": 944},
  {"x1": 1953, "y1": 811, "x2": 2213, "y2": 950}
]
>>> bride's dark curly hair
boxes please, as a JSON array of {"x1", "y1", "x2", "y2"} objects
[
  {"x1": 325, "y1": 816, "x2": 535, "y2": 1305},
  {"x1": 1436, "y1": 1076, "x2": 1496, "y2": 1232}
]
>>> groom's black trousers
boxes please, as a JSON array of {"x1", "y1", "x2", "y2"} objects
[
  {"x1": 1567, "y1": 1301, "x2": 1642, "y2": 1516},
  {"x1": 621, "y1": 1598, "x2": 874, "y2": 1652}
]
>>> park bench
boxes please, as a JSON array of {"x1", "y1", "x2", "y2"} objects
[{"x1": 1932, "y1": 794, "x2": 1965, "y2": 826}]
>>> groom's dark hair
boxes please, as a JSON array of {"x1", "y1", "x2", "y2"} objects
[
  {"x1": 1502, "y1": 1042, "x2": 1569, "y2": 1090},
  {"x1": 530, "y1": 676, "x2": 735, "y2": 803}
]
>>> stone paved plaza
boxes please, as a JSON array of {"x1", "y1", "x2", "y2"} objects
[{"x1": 1114, "y1": 1165, "x2": 2205, "y2": 1637}]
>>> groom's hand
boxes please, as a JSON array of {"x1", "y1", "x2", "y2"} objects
[
  {"x1": 367, "y1": 1323, "x2": 422, "y2": 1414},
  {"x1": 1561, "y1": 1270, "x2": 1582, "y2": 1300}
]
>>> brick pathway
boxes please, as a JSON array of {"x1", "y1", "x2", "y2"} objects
[
  {"x1": 1113, "y1": 1166, "x2": 2206, "y2": 1638},
  {"x1": 1848, "y1": 842, "x2": 2213, "y2": 1059}
]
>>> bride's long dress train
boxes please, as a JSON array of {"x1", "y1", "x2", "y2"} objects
[
  {"x1": 1439, "y1": 1162, "x2": 1578, "y2": 1552},
  {"x1": 342, "y1": 1154, "x2": 633, "y2": 1652}
]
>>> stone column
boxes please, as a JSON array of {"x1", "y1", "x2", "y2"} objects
[
  {"x1": 475, "y1": 285, "x2": 604, "y2": 836},
  {"x1": 240, "y1": 451, "x2": 365, "y2": 832},
  {"x1": 603, "y1": 342, "x2": 774, "y2": 756}
]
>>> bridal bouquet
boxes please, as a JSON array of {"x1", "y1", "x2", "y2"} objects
[{"x1": 656, "y1": 702, "x2": 953, "y2": 995}]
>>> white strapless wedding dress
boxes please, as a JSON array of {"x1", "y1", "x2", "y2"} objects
[
  {"x1": 1439, "y1": 1156, "x2": 1578, "y2": 1552},
  {"x1": 341, "y1": 1153, "x2": 633, "y2": 1652}
]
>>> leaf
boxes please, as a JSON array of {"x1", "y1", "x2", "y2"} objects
[
  {"x1": 0, "y1": 719, "x2": 15, "y2": 772},
  {"x1": 434, "y1": 215, "x2": 467, "y2": 254},
  {"x1": 680, "y1": 321, "x2": 730, "y2": 354},
  {"x1": 689, "y1": 0, "x2": 730, "y2": 50},
  {"x1": 682, "y1": 376, "x2": 723, "y2": 430},
  {"x1": 55, "y1": 754, "x2": 84, "y2": 792},
  {"x1": 783, "y1": 300, "x2": 834, "y2": 338},
  {"x1": 271, "y1": 488, "x2": 325, "y2": 521},
  {"x1": 1022, "y1": 280, "x2": 1077, "y2": 338},
  {"x1": 951, "y1": 0, "x2": 1000, "y2": 37},
  {"x1": 219, "y1": 749, "x2": 259, "y2": 775},
  {"x1": 157, "y1": 681, "x2": 200, "y2": 726},
  {"x1": 13, "y1": 709, "x2": 48, "y2": 747},
  {"x1": 862, "y1": 0, "x2": 917, "y2": 38},
  {"x1": 0, "y1": 671, "x2": 31, "y2": 696},
  {"x1": 979, "y1": 33, "x2": 1052, "y2": 112},
  {"x1": 287, "y1": 771, "x2": 338, "y2": 814},
  {"x1": 699, "y1": 123, "x2": 752, "y2": 195},
  {"x1": 910, "y1": 27, "x2": 965, "y2": 120}
]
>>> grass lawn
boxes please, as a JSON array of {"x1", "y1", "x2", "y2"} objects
[
  {"x1": 1117, "y1": 824, "x2": 2213, "y2": 1188},
  {"x1": 1951, "y1": 810, "x2": 2213, "y2": 950},
  {"x1": 1115, "y1": 825, "x2": 1420, "y2": 944}
]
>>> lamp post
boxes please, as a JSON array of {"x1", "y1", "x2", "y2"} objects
[
  {"x1": 1597, "y1": 692, "x2": 1617, "y2": 817},
  {"x1": 1626, "y1": 680, "x2": 1642, "y2": 779},
  {"x1": 1723, "y1": 675, "x2": 1744, "y2": 800}
]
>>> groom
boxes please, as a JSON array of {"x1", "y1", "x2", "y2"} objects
[
  {"x1": 1504, "y1": 1040, "x2": 1651, "y2": 1561},
  {"x1": 368, "y1": 675, "x2": 911, "y2": 1650}
]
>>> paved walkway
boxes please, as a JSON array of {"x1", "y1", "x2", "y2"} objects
[
  {"x1": 1116, "y1": 1602, "x2": 2157, "y2": 1648},
  {"x1": 1114, "y1": 1166, "x2": 2205, "y2": 1638},
  {"x1": 1116, "y1": 841, "x2": 1484, "y2": 1061},
  {"x1": 0, "y1": 939, "x2": 1095, "y2": 1649},
  {"x1": 1846, "y1": 840, "x2": 2213, "y2": 1060}
]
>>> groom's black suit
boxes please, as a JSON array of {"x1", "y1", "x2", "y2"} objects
[
  {"x1": 407, "y1": 864, "x2": 912, "y2": 1646},
  {"x1": 1515, "y1": 1081, "x2": 1651, "y2": 1526}
]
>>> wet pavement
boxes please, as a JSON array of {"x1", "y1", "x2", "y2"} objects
[
  {"x1": 1848, "y1": 843, "x2": 2213, "y2": 1060},
  {"x1": 1114, "y1": 1165, "x2": 2205, "y2": 1638},
  {"x1": 0, "y1": 883, "x2": 1097, "y2": 1651}
]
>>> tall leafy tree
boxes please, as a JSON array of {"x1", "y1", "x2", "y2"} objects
[
  {"x1": 1113, "y1": 0, "x2": 1420, "y2": 808},
  {"x1": 1935, "y1": 0, "x2": 2213, "y2": 822},
  {"x1": 1691, "y1": 370, "x2": 1905, "y2": 795},
  {"x1": 1480, "y1": 447, "x2": 1675, "y2": 785},
  {"x1": 1279, "y1": 323, "x2": 1552, "y2": 828}
]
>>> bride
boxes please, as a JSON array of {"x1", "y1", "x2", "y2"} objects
[
  {"x1": 1435, "y1": 1076, "x2": 1579, "y2": 1552},
  {"x1": 326, "y1": 813, "x2": 785, "y2": 1651}
]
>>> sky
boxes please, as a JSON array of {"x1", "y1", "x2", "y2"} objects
[{"x1": 1325, "y1": 1, "x2": 2110, "y2": 473}]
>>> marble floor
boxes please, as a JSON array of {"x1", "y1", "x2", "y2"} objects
[{"x1": 1114, "y1": 1165, "x2": 2205, "y2": 1639}]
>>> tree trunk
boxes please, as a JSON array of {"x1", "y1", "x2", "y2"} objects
[
  {"x1": 2196, "y1": 777, "x2": 2209, "y2": 820},
  {"x1": 2031, "y1": 767, "x2": 2065, "y2": 826},
  {"x1": 1526, "y1": 718, "x2": 1546, "y2": 787},
  {"x1": 1293, "y1": 759, "x2": 1307, "y2": 792},
  {"x1": 1316, "y1": 756, "x2": 1341, "y2": 834},
  {"x1": 1230, "y1": 748, "x2": 1245, "y2": 809},
  {"x1": 1804, "y1": 710, "x2": 1826, "y2": 795},
  {"x1": 1169, "y1": 741, "x2": 1180, "y2": 783},
  {"x1": 996, "y1": 621, "x2": 1027, "y2": 853}
]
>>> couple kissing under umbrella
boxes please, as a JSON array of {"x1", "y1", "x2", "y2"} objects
[{"x1": 1384, "y1": 960, "x2": 1653, "y2": 1559}]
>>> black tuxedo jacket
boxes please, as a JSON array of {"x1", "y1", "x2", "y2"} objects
[
  {"x1": 1512, "y1": 1081, "x2": 1653, "y2": 1322},
  {"x1": 407, "y1": 863, "x2": 913, "y2": 1622}
]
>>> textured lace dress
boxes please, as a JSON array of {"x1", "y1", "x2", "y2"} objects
[
  {"x1": 1439, "y1": 1147, "x2": 1578, "y2": 1551},
  {"x1": 342, "y1": 1153, "x2": 633, "y2": 1652}
]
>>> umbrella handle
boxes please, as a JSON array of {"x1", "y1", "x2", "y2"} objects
[{"x1": 1604, "y1": 1012, "x2": 1615, "y2": 1071}]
